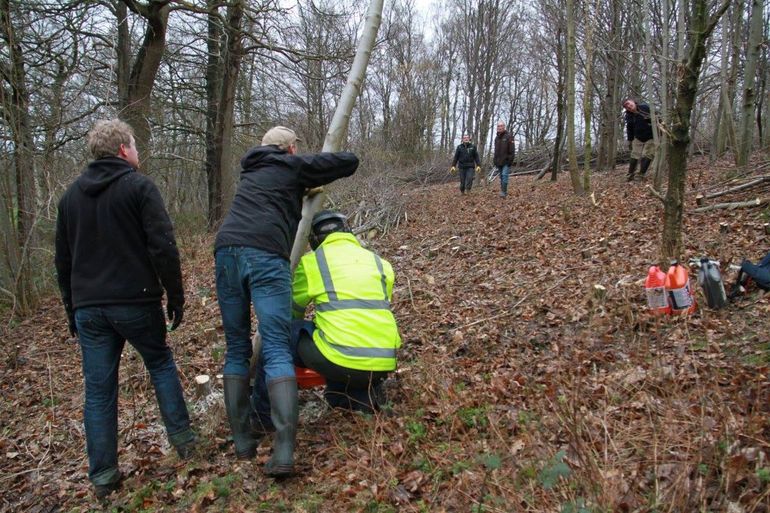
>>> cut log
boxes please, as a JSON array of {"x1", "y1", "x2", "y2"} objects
[
  {"x1": 592, "y1": 284, "x2": 607, "y2": 302},
  {"x1": 704, "y1": 175, "x2": 770, "y2": 200},
  {"x1": 692, "y1": 197, "x2": 770, "y2": 213},
  {"x1": 195, "y1": 375, "x2": 211, "y2": 398},
  {"x1": 764, "y1": 223, "x2": 770, "y2": 235},
  {"x1": 695, "y1": 194, "x2": 704, "y2": 206},
  {"x1": 719, "y1": 222, "x2": 730, "y2": 233},
  {"x1": 535, "y1": 166, "x2": 550, "y2": 180}
]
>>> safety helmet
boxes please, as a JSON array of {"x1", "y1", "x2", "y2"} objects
[{"x1": 309, "y1": 210, "x2": 349, "y2": 249}]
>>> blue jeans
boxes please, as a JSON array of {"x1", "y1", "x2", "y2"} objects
[
  {"x1": 76, "y1": 303, "x2": 193, "y2": 486},
  {"x1": 499, "y1": 165, "x2": 510, "y2": 194},
  {"x1": 215, "y1": 247, "x2": 294, "y2": 382}
]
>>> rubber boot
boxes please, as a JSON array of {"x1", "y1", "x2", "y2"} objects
[
  {"x1": 264, "y1": 377, "x2": 298, "y2": 478},
  {"x1": 223, "y1": 375, "x2": 257, "y2": 459},
  {"x1": 639, "y1": 157, "x2": 651, "y2": 177},
  {"x1": 626, "y1": 159, "x2": 638, "y2": 182}
]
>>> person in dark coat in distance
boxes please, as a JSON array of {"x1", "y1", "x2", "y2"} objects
[
  {"x1": 214, "y1": 125, "x2": 359, "y2": 477},
  {"x1": 55, "y1": 119, "x2": 195, "y2": 501},
  {"x1": 623, "y1": 98, "x2": 656, "y2": 181},
  {"x1": 493, "y1": 121, "x2": 515, "y2": 197},
  {"x1": 450, "y1": 134, "x2": 481, "y2": 195}
]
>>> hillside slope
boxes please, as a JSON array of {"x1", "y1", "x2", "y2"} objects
[{"x1": 2, "y1": 159, "x2": 770, "y2": 512}]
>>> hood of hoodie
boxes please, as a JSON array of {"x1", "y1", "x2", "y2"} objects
[
  {"x1": 240, "y1": 145, "x2": 286, "y2": 172},
  {"x1": 77, "y1": 157, "x2": 135, "y2": 196}
]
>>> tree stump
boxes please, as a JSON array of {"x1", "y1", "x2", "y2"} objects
[{"x1": 195, "y1": 375, "x2": 211, "y2": 398}]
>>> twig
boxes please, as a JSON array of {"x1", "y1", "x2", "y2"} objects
[
  {"x1": 405, "y1": 277, "x2": 416, "y2": 310},
  {"x1": 645, "y1": 184, "x2": 666, "y2": 203},
  {"x1": 36, "y1": 353, "x2": 55, "y2": 475}
]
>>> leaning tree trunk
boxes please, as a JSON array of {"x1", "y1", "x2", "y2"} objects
[
  {"x1": 289, "y1": 0, "x2": 384, "y2": 269},
  {"x1": 661, "y1": 0, "x2": 731, "y2": 260},
  {"x1": 737, "y1": 0, "x2": 764, "y2": 167},
  {"x1": 118, "y1": 0, "x2": 171, "y2": 160}
]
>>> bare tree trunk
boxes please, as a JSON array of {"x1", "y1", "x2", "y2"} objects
[
  {"x1": 581, "y1": 0, "x2": 596, "y2": 192},
  {"x1": 551, "y1": 24, "x2": 565, "y2": 182},
  {"x1": 737, "y1": 0, "x2": 764, "y2": 167},
  {"x1": 290, "y1": 0, "x2": 383, "y2": 269},
  {"x1": 205, "y1": 0, "x2": 245, "y2": 231},
  {"x1": 0, "y1": 0, "x2": 36, "y2": 314},
  {"x1": 642, "y1": 0, "x2": 662, "y2": 189},
  {"x1": 661, "y1": 0, "x2": 731, "y2": 260},
  {"x1": 597, "y1": 0, "x2": 620, "y2": 172},
  {"x1": 117, "y1": 0, "x2": 172, "y2": 160},
  {"x1": 565, "y1": 0, "x2": 582, "y2": 194}
]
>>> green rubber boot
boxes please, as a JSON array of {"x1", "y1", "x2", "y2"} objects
[
  {"x1": 223, "y1": 375, "x2": 257, "y2": 459},
  {"x1": 264, "y1": 377, "x2": 298, "y2": 478}
]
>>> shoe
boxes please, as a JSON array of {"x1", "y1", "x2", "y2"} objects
[
  {"x1": 94, "y1": 473, "x2": 122, "y2": 500},
  {"x1": 639, "y1": 157, "x2": 651, "y2": 177},
  {"x1": 264, "y1": 377, "x2": 298, "y2": 478},
  {"x1": 627, "y1": 158, "x2": 638, "y2": 181}
]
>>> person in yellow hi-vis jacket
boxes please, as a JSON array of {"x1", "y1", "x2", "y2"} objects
[{"x1": 252, "y1": 210, "x2": 400, "y2": 417}]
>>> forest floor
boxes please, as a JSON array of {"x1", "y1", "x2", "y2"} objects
[{"x1": 2, "y1": 157, "x2": 770, "y2": 513}]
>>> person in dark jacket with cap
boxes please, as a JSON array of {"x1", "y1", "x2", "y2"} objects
[
  {"x1": 623, "y1": 98, "x2": 656, "y2": 181},
  {"x1": 214, "y1": 126, "x2": 358, "y2": 477},
  {"x1": 55, "y1": 119, "x2": 195, "y2": 500},
  {"x1": 450, "y1": 134, "x2": 481, "y2": 195}
]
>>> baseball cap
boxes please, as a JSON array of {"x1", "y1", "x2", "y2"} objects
[{"x1": 261, "y1": 126, "x2": 300, "y2": 149}]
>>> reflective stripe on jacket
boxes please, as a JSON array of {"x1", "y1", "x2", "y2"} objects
[{"x1": 292, "y1": 232, "x2": 401, "y2": 371}]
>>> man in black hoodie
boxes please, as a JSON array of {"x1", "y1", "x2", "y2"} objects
[
  {"x1": 55, "y1": 119, "x2": 195, "y2": 500},
  {"x1": 214, "y1": 126, "x2": 358, "y2": 477}
]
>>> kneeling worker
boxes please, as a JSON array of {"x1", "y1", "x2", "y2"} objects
[{"x1": 293, "y1": 210, "x2": 401, "y2": 412}]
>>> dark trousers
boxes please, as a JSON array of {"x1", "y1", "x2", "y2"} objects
[
  {"x1": 459, "y1": 167, "x2": 474, "y2": 193},
  {"x1": 296, "y1": 321, "x2": 388, "y2": 413},
  {"x1": 75, "y1": 303, "x2": 193, "y2": 486}
]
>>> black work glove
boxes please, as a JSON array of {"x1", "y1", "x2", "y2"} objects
[{"x1": 167, "y1": 301, "x2": 184, "y2": 331}]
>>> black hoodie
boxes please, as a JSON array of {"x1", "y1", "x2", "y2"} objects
[
  {"x1": 214, "y1": 145, "x2": 359, "y2": 258},
  {"x1": 55, "y1": 157, "x2": 184, "y2": 317}
]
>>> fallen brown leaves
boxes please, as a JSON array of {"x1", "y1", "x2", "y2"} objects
[{"x1": 1, "y1": 156, "x2": 770, "y2": 512}]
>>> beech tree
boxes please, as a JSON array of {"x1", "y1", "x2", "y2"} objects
[{"x1": 661, "y1": 0, "x2": 731, "y2": 259}]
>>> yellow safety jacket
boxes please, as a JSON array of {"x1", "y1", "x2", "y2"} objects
[{"x1": 292, "y1": 232, "x2": 401, "y2": 372}]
